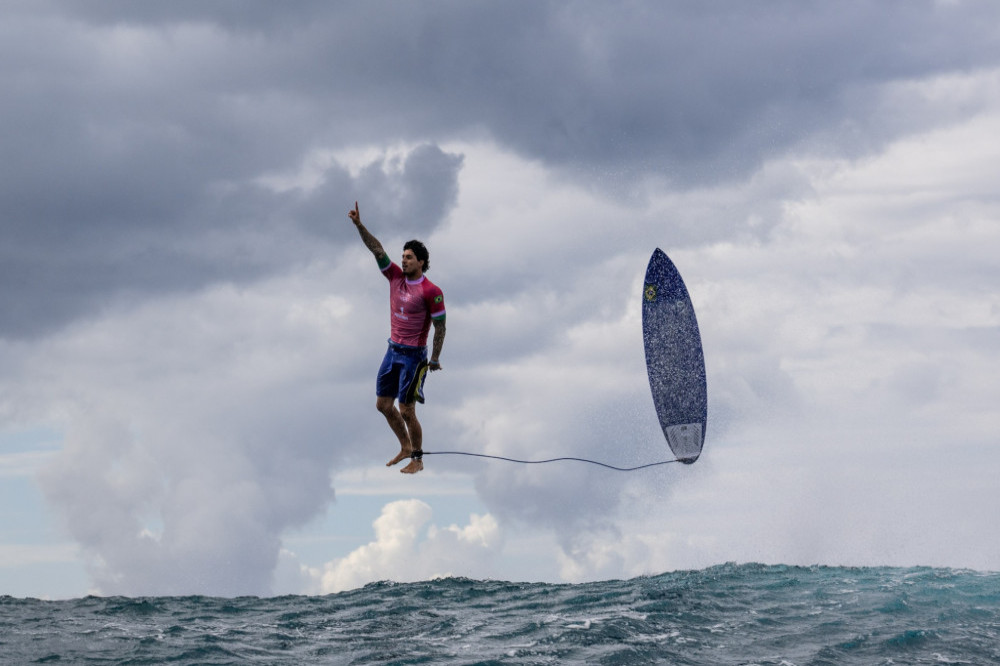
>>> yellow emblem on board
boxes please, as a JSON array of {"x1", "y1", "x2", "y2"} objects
[{"x1": 644, "y1": 284, "x2": 657, "y2": 302}]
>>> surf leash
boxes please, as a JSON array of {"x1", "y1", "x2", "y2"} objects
[{"x1": 420, "y1": 450, "x2": 680, "y2": 471}]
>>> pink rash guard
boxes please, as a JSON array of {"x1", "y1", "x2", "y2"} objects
[{"x1": 379, "y1": 258, "x2": 446, "y2": 347}]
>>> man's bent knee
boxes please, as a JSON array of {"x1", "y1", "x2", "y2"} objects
[
  {"x1": 399, "y1": 402, "x2": 417, "y2": 421},
  {"x1": 376, "y1": 396, "x2": 396, "y2": 414}
]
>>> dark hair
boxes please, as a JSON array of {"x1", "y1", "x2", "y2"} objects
[{"x1": 404, "y1": 239, "x2": 430, "y2": 272}]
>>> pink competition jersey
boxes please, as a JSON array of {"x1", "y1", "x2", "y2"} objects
[{"x1": 380, "y1": 260, "x2": 446, "y2": 347}]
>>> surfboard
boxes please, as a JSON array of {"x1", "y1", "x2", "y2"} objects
[{"x1": 642, "y1": 248, "x2": 707, "y2": 464}]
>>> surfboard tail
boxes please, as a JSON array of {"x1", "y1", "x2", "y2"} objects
[{"x1": 665, "y1": 423, "x2": 702, "y2": 464}]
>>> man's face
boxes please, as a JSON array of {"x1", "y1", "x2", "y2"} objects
[{"x1": 401, "y1": 249, "x2": 422, "y2": 276}]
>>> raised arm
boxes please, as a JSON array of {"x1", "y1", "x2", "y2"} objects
[{"x1": 348, "y1": 201, "x2": 387, "y2": 262}]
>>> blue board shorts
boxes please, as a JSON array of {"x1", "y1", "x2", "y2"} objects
[{"x1": 376, "y1": 340, "x2": 429, "y2": 404}]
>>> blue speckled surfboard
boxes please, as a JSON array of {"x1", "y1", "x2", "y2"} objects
[{"x1": 642, "y1": 248, "x2": 707, "y2": 464}]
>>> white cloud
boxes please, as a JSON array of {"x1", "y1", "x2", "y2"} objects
[
  {"x1": 308, "y1": 500, "x2": 502, "y2": 594},
  {"x1": 520, "y1": 93, "x2": 1000, "y2": 581}
]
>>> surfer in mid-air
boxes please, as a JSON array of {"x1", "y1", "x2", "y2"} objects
[{"x1": 348, "y1": 202, "x2": 446, "y2": 474}]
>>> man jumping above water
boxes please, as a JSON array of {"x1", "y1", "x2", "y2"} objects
[{"x1": 348, "y1": 202, "x2": 446, "y2": 475}]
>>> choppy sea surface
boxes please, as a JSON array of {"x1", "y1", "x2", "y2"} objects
[{"x1": 3, "y1": 563, "x2": 999, "y2": 665}]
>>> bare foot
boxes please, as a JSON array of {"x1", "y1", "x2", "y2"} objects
[
  {"x1": 400, "y1": 458, "x2": 423, "y2": 474},
  {"x1": 387, "y1": 448, "x2": 412, "y2": 467}
]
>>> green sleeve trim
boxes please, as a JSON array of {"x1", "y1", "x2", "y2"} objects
[{"x1": 377, "y1": 254, "x2": 391, "y2": 270}]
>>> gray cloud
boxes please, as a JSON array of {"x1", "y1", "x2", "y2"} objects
[
  {"x1": 1, "y1": 141, "x2": 463, "y2": 338},
  {"x1": 5, "y1": 1, "x2": 999, "y2": 340},
  {"x1": 61, "y1": 1, "x2": 999, "y2": 173},
  {"x1": 5, "y1": 1, "x2": 1000, "y2": 596}
]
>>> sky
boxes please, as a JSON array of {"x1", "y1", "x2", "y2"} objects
[{"x1": 1, "y1": 0, "x2": 999, "y2": 599}]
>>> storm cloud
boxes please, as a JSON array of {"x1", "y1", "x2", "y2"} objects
[{"x1": 2, "y1": 1, "x2": 999, "y2": 597}]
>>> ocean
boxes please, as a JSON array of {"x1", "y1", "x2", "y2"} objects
[{"x1": 3, "y1": 563, "x2": 998, "y2": 665}]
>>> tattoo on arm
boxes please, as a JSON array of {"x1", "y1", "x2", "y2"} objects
[
  {"x1": 354, "y1": 221, "x2": 386, "y2": 261},
  {"x1": 431, "y1": 319, "x2": 446, "y2": 361}
]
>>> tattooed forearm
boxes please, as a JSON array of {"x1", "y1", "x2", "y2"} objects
[{"x1": 431, "y1": 319, "x2": 446, "y2": 363}]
